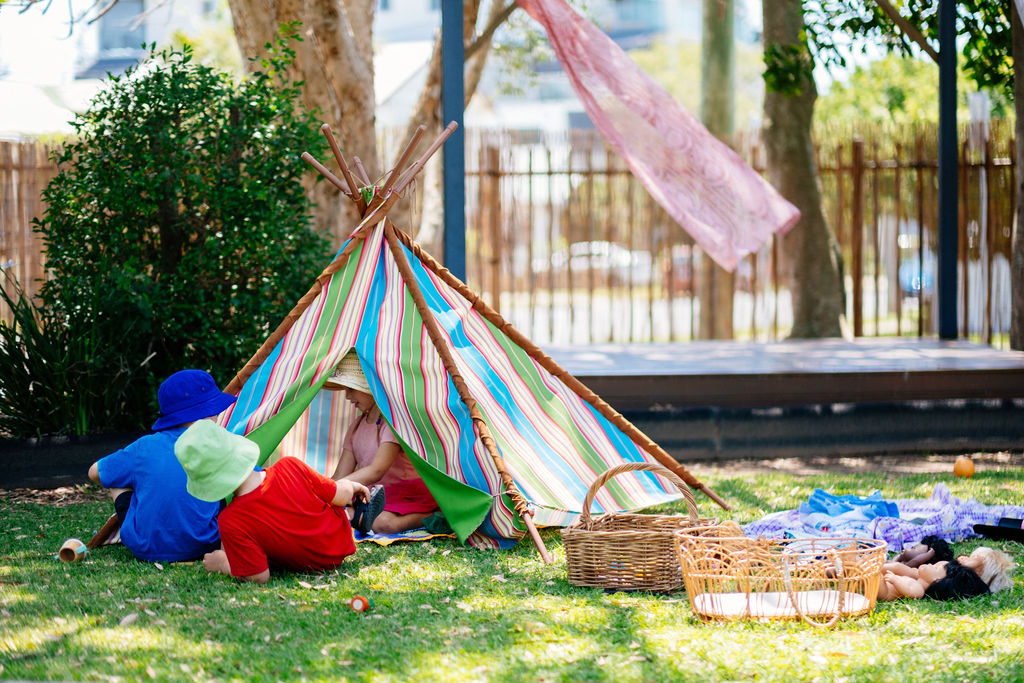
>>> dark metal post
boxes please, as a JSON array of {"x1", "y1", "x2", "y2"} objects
[
  {"x1": 937, "y1": 0, "x2": 958, "y2": 338},
  {"x1": 441, "y1": 0, "x2": 466, "y2": 282}
]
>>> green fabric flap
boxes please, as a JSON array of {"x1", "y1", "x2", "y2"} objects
[
  {"x1": 246, "y1": 381, "x2": 325, "y2": 466},
  {"x1": 401, "y1": 439, "x2": 495, "y2": 544}
]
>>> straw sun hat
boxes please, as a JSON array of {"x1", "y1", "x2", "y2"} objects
[{"x1": 324, "y1": 350, "x2": 371, "y2": 393}]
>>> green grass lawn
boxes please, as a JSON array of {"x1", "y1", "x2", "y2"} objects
[{"x1": 2, "y1": 459, "x2": 1023, "y2": 682}]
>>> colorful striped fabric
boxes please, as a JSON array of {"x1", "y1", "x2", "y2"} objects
[{"x1": 219, "y1": 217, "x2": 686, "y2": 549}]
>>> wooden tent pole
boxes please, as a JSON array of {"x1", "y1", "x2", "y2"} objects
[
  {"x1": 352, "y1": 157, "x2": 373, "y2": 187},
  {"x1": 301, "y1": 152, "x2": 353, "y2": 198},
  {"x1": 393, "y1": 122, "x2": 459, "y2": 194},
  {"x1": 319, "y1": 124, "x2": 364, "y2": 204},
  {"x1": 381, "y1": 219, "x2": 554, "y2": 564},
  {"x1": 373, "y1": 125, "x2": 426, "y2": 203},
  {"x1": 390, "y1": 227, "x2": 730, "y2": 511},
  {"x1": 86, "y1": 513, "x2": 121, "y2": 550},
  {"x1": 228, "y1": 122, "x2": 463, "y2": 395},
  {"x1": 224, "y1": 215, "x2": 383, "y2": 395}
]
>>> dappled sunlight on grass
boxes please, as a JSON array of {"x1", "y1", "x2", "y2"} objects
[
  {"x1": 0, "y1": 584, "x2": 36, "y2": 607},
  {"x1": 69, "y1": 624, "x2": 223, "y2": 656},
  {"x1": 1, "y1": 617, "x2": 92, "y2": 656},
  {"x1": 3, "y1": 458, "x2": 1024, "y2": 682}
]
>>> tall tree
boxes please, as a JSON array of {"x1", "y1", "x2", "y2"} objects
[
  {"x1": 225, "y1": 0, "x2": 515, "y2": 245},
  {"x1": 226, "y1": 0, "x2": 377, "y2": 239},
  {"x1": 762, "y1": 0, "x2": 846, "y2": 338},
  {"x1": 698, "y1": 0, "x2": 735, "y2": 340},
  {"x1": 816, "y1": 0, "x2": 1019, "y2": 349}
]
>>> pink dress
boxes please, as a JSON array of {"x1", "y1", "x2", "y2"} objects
[{"x1": 343, "y1": 411, "x2": 437, "y2": 515}]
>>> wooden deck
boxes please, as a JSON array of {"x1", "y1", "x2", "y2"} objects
[{"x1": 543, "y1": 338, "x2": 1024, "y2": 411}]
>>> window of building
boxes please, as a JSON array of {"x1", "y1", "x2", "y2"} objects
[{"x1": 99, "y1": 0, "x2": 145, "y2": 52}]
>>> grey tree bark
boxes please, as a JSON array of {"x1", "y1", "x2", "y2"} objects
[
  {"x1": 698, "y1": 0, "x2": 735, "y2": 340},
  {"x1": 227, "y1": 0, "x2": 378, "y2": 242},
  {"x1": 761, "y1": 0, "x2": 847, "y2": 338},
  {"x1": 1011, "y1": 6, "x2": 1024, "y2": 350},
  {"x1": 226, "y1": 0, "x2": 513, "y2": 248}
]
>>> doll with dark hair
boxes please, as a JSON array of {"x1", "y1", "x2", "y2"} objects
[
  {"x1": 892, "y1": 535, "x2": 954, "y2": 568},
  {"x1": 877, "y1": 546, "x2": 1016, "y2": 601},
  {"x1": 923, "y1": 560, "x2": 991, "y2": 600}
]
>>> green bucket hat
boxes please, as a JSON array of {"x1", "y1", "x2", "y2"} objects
[{"x1": 174, "y1": 420, "x2": 259, "y2": 502}]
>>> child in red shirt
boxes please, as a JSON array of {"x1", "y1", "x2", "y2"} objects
[{"x1": 175, "y1": 420, "x2": 370, "y2": 583}]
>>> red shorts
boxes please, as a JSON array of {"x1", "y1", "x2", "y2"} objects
[{"x1": 383, "y1": 478, "x2": 438, "y2": 516}]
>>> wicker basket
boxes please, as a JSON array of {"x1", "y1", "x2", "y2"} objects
[
  {"x1": 561, "y1": 463, "x2": 735, "y2": 592},
  {"x1": 674, "y1": 526, "x2": 887, "y2": 627}
]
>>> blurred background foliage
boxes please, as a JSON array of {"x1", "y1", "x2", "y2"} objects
[{"x1": 0, "y1": 34, "x2": 331, "y2": 438}]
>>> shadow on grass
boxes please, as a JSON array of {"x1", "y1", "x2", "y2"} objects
[{"x1": 3, "y1": 469, "x2": 1024, "y2": 682}]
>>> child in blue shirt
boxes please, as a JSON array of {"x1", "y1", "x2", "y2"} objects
[{"x1": 88, "y1": 369, "x2": 236, "y2": 562}]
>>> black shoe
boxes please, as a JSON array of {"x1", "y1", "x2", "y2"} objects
[{"x1": 352, "y1": 485, "x2": 385, "y2": 534}]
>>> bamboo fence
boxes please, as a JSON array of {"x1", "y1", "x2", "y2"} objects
[
  {"x1": 3, "y1": 122, "x2": 1017, "y2": 346},
  {"x1": 0, "y1": 140, "x2": 55, "y2": 323}
]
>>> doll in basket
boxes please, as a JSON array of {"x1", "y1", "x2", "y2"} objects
[{"x1": 877, "y1": 536, "x2": 1016, "y2": 601}]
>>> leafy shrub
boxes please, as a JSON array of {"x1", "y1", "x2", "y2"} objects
[
  {"x1": 32, "y1": 33, "x2": 331, "y2": 433},
  {"x1": 0, "y1": 271, "x2": 144, "y2": 438}
]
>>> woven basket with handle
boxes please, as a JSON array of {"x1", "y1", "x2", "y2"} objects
[
  {"x1": 674, "y1": 525, "x2": 887, "y2": 627},
  {"x1": 561, "y1": 462, "x2": 736, "y2": 592}
]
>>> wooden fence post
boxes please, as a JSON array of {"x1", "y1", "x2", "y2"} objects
[
  {"x1": 851, "y1": 138, "x2": 865, "y2": 337},
  {"x1": 959, "y1": 140, "x2": 969, "y2": 338},
  {"x1": 483, "y1": 144, "x2": 502, "y2": 314},
  {"x1": 1, "y1": 141, "x2": 14, "y2": 324}
]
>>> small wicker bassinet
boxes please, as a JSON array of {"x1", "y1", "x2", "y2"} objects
[{"x1": 674, "y1": 525, "x2": 887, "y2": 627}]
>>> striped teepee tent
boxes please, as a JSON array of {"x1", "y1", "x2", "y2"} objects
[{"x1": 218, "y1": 124, "x2": 726, "y2": 558}]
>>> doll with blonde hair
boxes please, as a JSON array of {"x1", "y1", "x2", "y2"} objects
[{"x1": 878, "y1": 544, "x2": 1016, "y2": 601}]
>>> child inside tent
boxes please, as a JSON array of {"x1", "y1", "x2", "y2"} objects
[{"x1": 327, "y1": 350, "x2": 442, "y2": 534}]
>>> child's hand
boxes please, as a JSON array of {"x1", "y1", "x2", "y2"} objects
[
  {"x1": 332, "y1": 478, "x2": 370, "y2": 507},
  {"x1": 353, "y1": 481, "x2": 370, "y2": 503},
  {"x1": 203, "y1": 549, "x2": 231, "y2": 575}
]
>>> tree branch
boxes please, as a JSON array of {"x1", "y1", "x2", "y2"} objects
[
  {"x1": 466, "y1": 1, "x2": 518, "y2": 61},
  {"x1": 873, "y1": 0, "x2": 940, "y2": 64},
  {"x1": 465, "y1": 0, "x2": 517, "y2": 101}
]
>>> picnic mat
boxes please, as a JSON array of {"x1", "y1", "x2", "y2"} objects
[
  {"x1": 743, "y1": 483, "x2": 1024, "y2": 552},
  {"x1": 354, "y1": 528, "x2": 456, "y2": 546}
]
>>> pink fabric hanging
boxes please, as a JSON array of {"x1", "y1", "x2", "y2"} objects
[{"x1": 515, "y1": 0, "x2": 800, "y2": 271}]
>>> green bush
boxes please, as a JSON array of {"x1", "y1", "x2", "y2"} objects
[
  {"x1": 31, "y1": 33, "x2": 331, "y2": 433},
  {"x1": 0, "y1": 271, "x2": 144, "y2": 438}
]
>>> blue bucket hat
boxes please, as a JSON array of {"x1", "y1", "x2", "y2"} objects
[{"x1": 151, "y1": 369, "x2": 238, "y2": 431}]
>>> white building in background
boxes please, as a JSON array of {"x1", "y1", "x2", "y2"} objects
[
  {"x1": 0, "y1": 0, "x2": 216, "y2": 82},
  {"x1": 0, "y1": 0, "x2": 758, "y2": 137},
  {"x1": 373, "y1": 0, "x2": 717, "y2": 132},
  {"x1": 0, "y1": 0, "x2": 217, "y2": 137}
]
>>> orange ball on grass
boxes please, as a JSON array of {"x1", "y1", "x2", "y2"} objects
[{"x1": 953, "y1": 456, "x2": 975, "y2": 478}]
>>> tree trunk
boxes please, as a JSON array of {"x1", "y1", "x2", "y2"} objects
[
  {"x1": 761, "y1": 0, "x2": 846, "y2": 338},
  {"x1": 226, "y1": 0, "x2": 514, "y2": 250},
  {"x1": 698, "y1": 0, "x2": 735, "y2": 339},
  {"x1": 226, "y1": 0, "x2": 378, "y2": 244},
  {"x1": 392, "y1": 0, "x2": 510, "y2": 249},
  {"x1": 1011, "y1": 6, "x2": 1024, "y2": 350}
]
